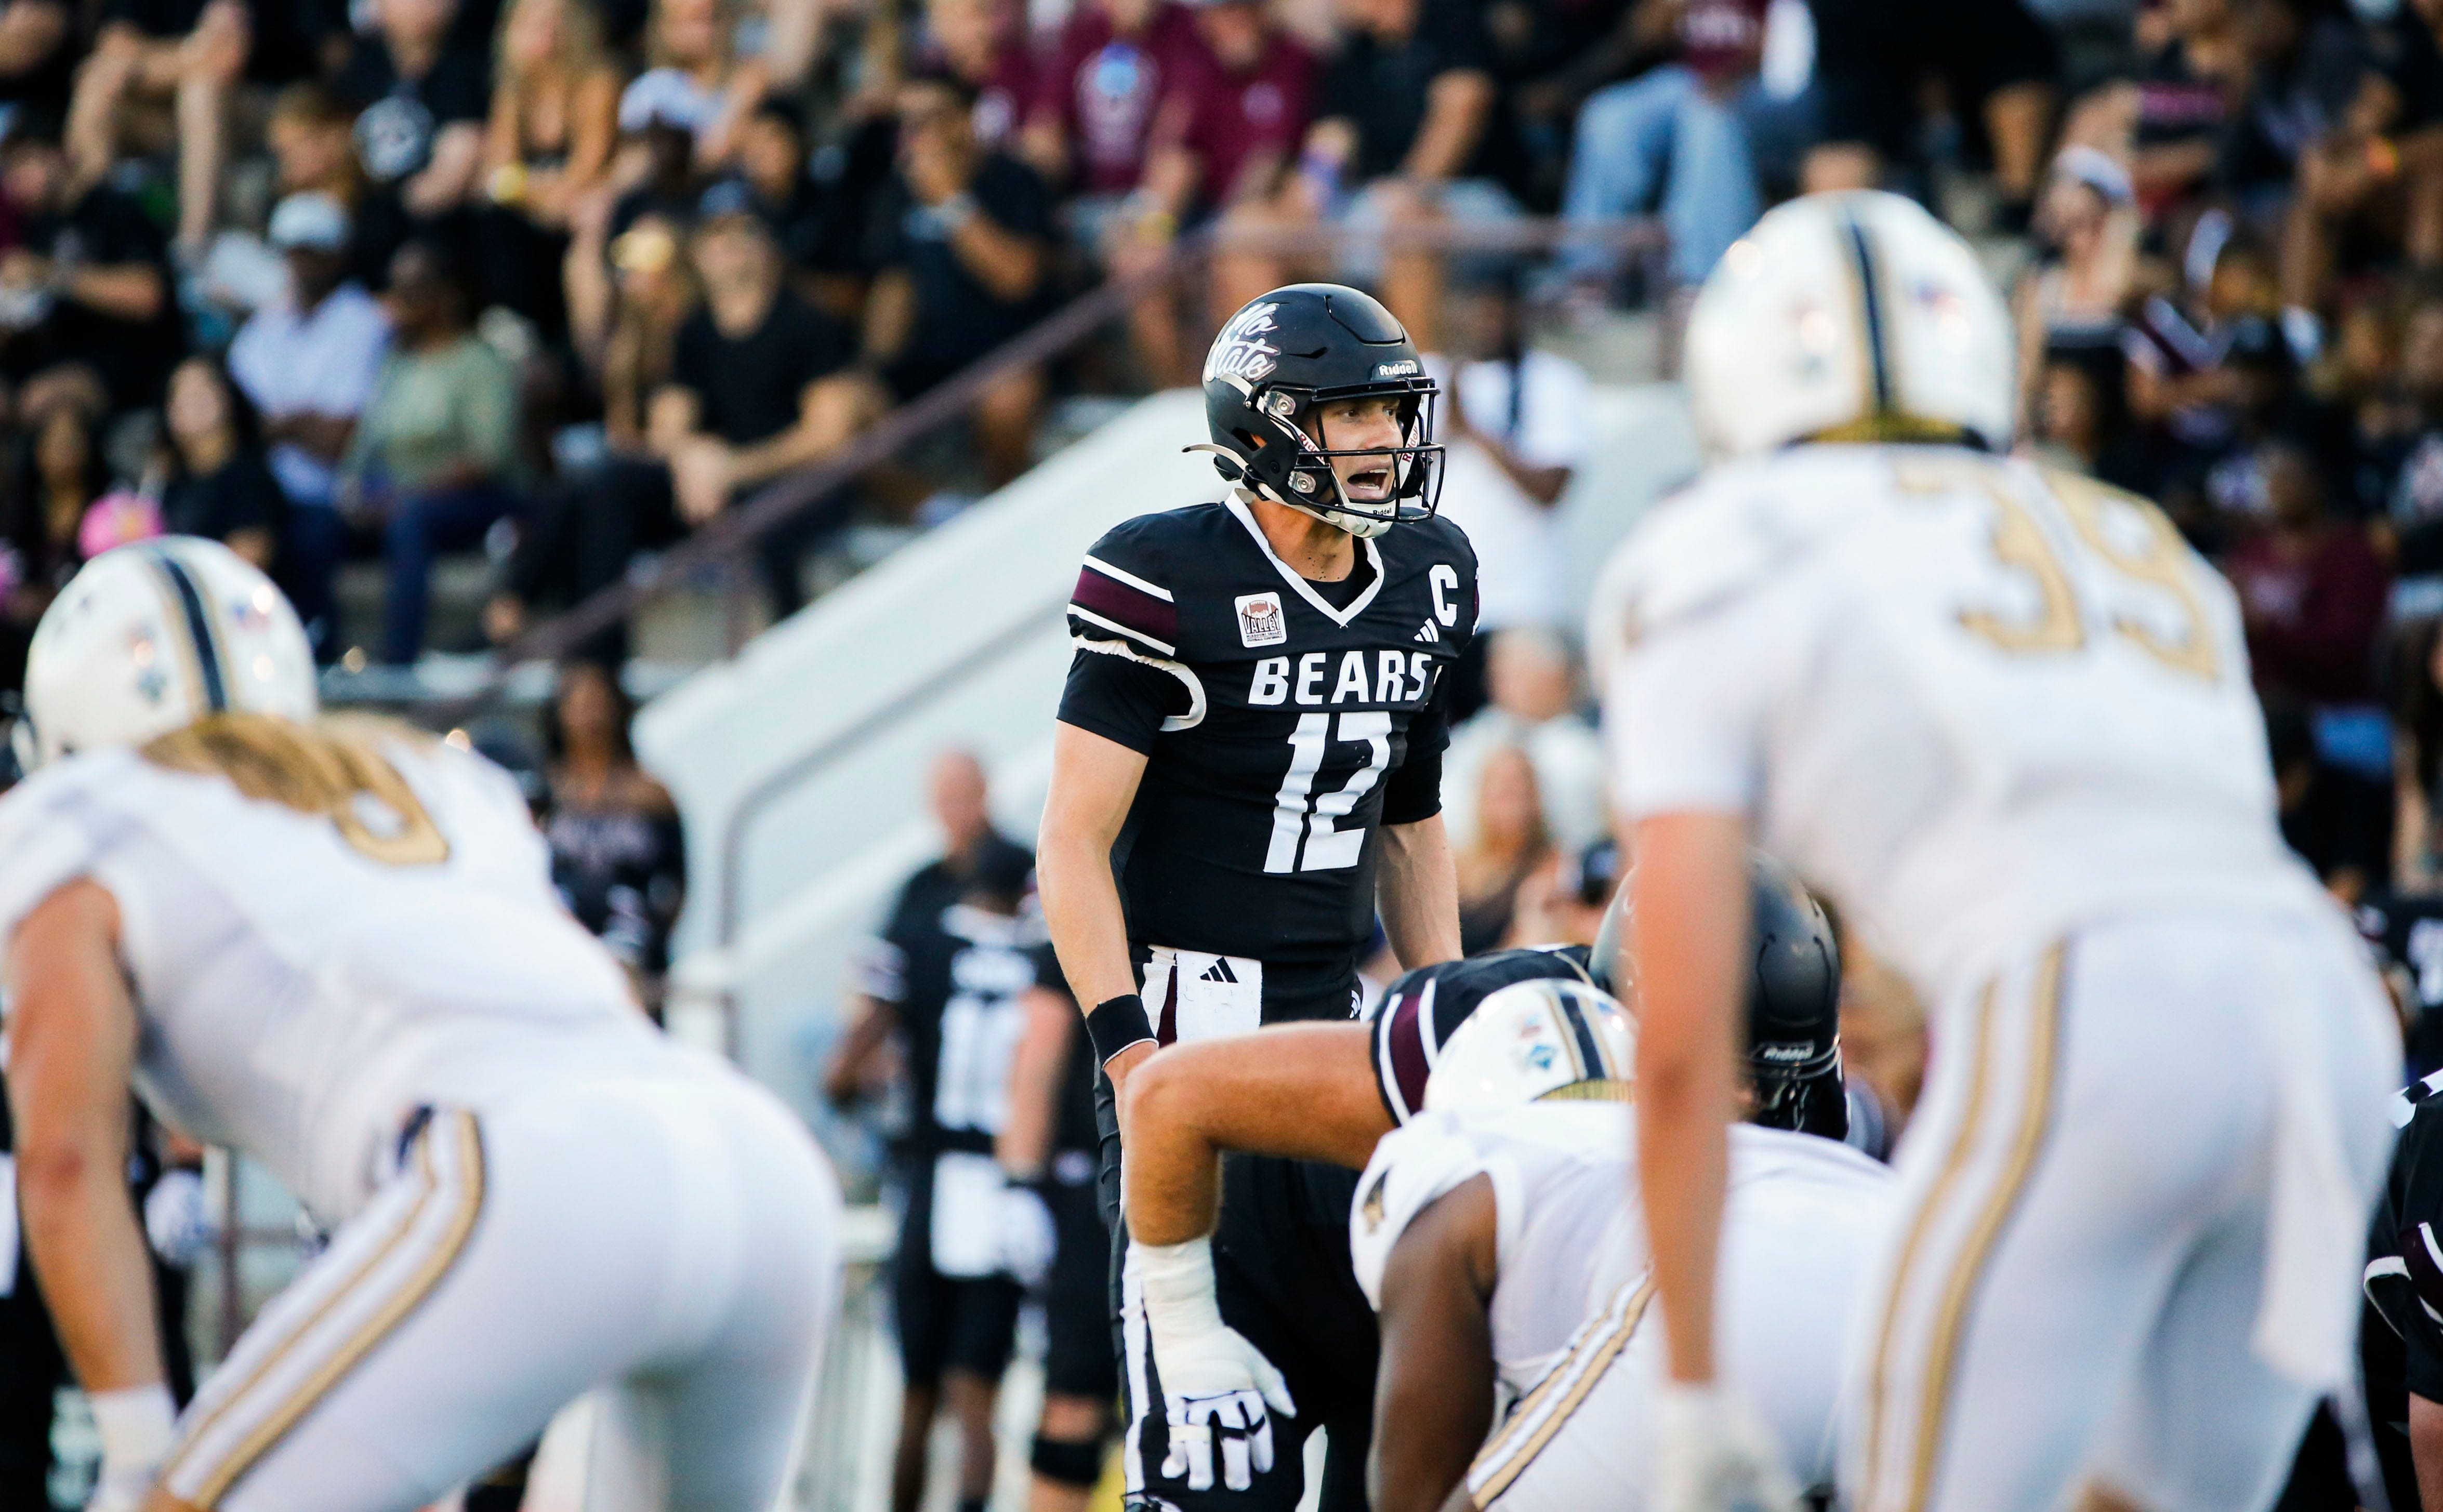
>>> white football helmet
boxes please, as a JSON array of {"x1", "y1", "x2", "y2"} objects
[
  {"x1": 1422, "y1": 977, "x2": 1635, "y2": 1114},
  {"x1": 15, "y1": 537, "x2": 316, "y2": 770},
  {"x1": 1684, "y1": 189, "x2": 2014, "y2": 459}
]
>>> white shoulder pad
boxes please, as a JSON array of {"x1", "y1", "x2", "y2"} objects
[
  {"x1": 0, "y1": 750, "x2": 143, "y2": 953},
  {"x1": 1349, "y1": 1112, "x2": 1491, "y2": 1311},
  {"x1": 1599, "y1": 449, "x2": 1867, "y2": 648}
]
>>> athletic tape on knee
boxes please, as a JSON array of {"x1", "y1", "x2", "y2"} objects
[{"x1": 1032, "y1": 1433, "x2": 1106, "y2": 1488}]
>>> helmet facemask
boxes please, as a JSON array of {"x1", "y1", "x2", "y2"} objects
[{"x1": 1212, "y1": 375, "x2": 1446, "y2": 539}]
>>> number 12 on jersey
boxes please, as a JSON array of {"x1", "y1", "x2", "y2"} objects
[{"x1": 1266, "y1": 711, "x2": 1392, "y2": 873}]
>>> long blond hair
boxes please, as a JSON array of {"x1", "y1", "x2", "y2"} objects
[
  {"x1": 141, "y1": 712, "x2": 451, "y2": 865},
  {"x1": 497, "y1": 0, "x2": 613, "y2": 94}
]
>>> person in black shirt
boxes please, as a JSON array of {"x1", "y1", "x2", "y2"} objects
[
  {"x1": 159, "y1": 355, "x2": 288, "y2": 575},
  {"x1": 732, "y1": 99, "x2": 866, "y2": 320},
  {"x1": 883, "y1": 747, "x2": 1037, "y2": 945},
  {"x1": 521, "y1": 195, "x2": 859, "y2": 635},
  {"x1": 334, "y1": 0, "x2": 493, "y2": 222},
  {"x1": 862, "y1": 69, "x2": 1057, "y2": 489},
  {"x1": 1038, "y1": 284, "x2": 1473, "y2": 1511},
  {"x1": 661, "y1": 194, "x2": 861, "y2": 612},
  {"x1": 828, "y1": 844, "x2": 1059, "y2": 1512},
  {"x1": 543, "y1": 659, "x2": 686, "y2": 996},
  {"x1": 0, "y1": 118, "x2": 181, "y2": 416}
]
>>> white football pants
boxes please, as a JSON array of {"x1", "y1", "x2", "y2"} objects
[
  {"x1": 159, "y1": 1070, "x2": 841, "y2": 1512},
  {"x1": 1840, "y1": 907, "x2": 2397, "y2": 1512}
]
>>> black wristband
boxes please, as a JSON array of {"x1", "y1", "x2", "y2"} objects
[{"x1": 1087, "y1": 993, "x2": 1156, "y2": 1065}]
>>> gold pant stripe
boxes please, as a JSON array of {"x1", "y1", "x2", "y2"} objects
[
  {"x1": 193, "y1": 1113, "x2": 488, "y2": 1507},
  {"x1": 1901, "y1": 943, "x2": 2065, "y2": 1512},
  {"x1": 1467, "y1": 1272, "x2": 1657, "y2": 1508},
  {"x1": 161, "y1": 1123, "x2": 453, "y2": 1486},
  {"x1": 1463, "y1": 1268, "x2": 1642, "y2": 1481},
  {"x1": 1859, "y1": 980, "x2": 1999, "y2": 1504}
]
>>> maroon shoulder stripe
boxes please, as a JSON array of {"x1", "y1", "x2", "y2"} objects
[
  {"x1": 1380, "y1": 987, "x2": 1431, "y2": 1123},
  {"x1": 1071, "y1": 562, "x2": 1178, "y2": 649}
]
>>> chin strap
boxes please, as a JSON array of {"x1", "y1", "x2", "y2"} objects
[{"x1": 1185, "y1": 446, "x2": 1394, "y2": 538}]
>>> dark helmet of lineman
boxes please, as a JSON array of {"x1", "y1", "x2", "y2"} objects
[
  {"x1": 1189, "y1": 283, "x2": 1445, "y2": 539},
  {"x1": 1590, "y1": 851, "x2": 1847, "y2": 1140}
]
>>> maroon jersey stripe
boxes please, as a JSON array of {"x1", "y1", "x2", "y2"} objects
[
  {"x1": 1383, "y1": 987, "x2": 1431, "y2": 1121},
  {"x1": 1071, "y1": 564, "x2": 1179, "y2": 646}
]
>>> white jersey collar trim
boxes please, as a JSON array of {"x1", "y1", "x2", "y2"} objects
[{"x1": 1223, "y1": 495, "x2": 1386, "y2": 628}]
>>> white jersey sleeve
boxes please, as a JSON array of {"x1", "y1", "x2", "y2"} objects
[
  {"x1": 1350, "y1": 1113, "x2": 1493, "y2": 1312},
  {"x1": 0, "y1": 754, "x2": 140, "y2": 945}
]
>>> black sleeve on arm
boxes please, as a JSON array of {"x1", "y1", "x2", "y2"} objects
[
  {"x1": 1380, "y1": 661, "x2": 1455, "y2": 824},
  {"x1": 1058, "y1": 646, "x2": 1191, "y2": 755}
]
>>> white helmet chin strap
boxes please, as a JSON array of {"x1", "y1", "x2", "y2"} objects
[{"x1": 1240, "y1": 482, "x2": 1395, "y2": 540}]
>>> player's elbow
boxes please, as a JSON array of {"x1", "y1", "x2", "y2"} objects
[{"x1": 15, "y1": 1133, "x2": 108, "y2": 1204}]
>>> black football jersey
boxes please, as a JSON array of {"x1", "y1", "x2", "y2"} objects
[
  {"x1": 1059, "y1": 498, "x2": 1478, "y2": 987},
  {"x1": 1367, "y1": 946, "x2": 1596, "y2": 1122},
  {"x1": 2363, "y1": 1070, "x2": 2443, "y2": 1508},
  {"x1": 869, "y1": 903, "x2": 1054, "y2": 1156}
]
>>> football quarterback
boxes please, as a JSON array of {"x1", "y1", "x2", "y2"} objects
[{"x1": 1038, "y1": 282, "x2": 1478, "y2": 1510}]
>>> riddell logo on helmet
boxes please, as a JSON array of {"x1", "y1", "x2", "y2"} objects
[{"x1": 1374, "y1": 360, "x2": 1419, "y2": 378}]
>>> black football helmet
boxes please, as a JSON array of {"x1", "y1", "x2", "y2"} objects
[
  {"x1": 1591, "y1": 851, "x2": 1847, "y2": 1140},
  {"x1": 1190, "y1": 283, "x2": 1444, "y2": 538}
]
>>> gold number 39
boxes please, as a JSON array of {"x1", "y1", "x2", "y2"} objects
[{"x1": 1894, "y1": 459, "x2": 2220, "y2": 681}]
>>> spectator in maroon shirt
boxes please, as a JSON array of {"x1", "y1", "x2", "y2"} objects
[
  {"x1": 2225, "y1": 442, "x2": 2394, "y2": 707},
  {"x1": 1106, "y1": 0, "x2": 1317, "y2": 384},
  {"x1": 1021, "y1": 0, "x2": 1216, "y2": 386},
  {"x1": 1022, "y1": 0, "x2": 1213, "y2": 203},
  {"x1": 1179, "y1": 0, "x2": 1317, "y2": 214}
]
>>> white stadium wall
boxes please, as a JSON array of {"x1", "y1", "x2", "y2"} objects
[{"x1": 634, "y1": 384, "x2": 1698, "y2": 1133}]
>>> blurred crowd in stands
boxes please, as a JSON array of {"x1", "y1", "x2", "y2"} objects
[
  {"x1": 19, "y1": 0, "x2": 2443, "y2": 965},
  {"x1": 0, "y1": 0, "x2": 2051, "y2": 686}
]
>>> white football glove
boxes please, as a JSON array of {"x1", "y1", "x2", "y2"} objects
[
  {"x1": 994, "y1": 1179, "x2": 1057, "y2": 1287},
  {"x1": 1134, "y1": 1236, "x2": 1296, "y2": 1493},
  {"x1": 1653, "y1": 1381, "x2": 1802, "y2": 1512},
  {"x1": 84, "y1": 1384, "x2": 175, "y2": 1512}
]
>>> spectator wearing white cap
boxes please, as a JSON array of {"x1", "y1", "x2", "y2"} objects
[{"x1": 228, "y1": 191, "x2": 393, "y2": 654}]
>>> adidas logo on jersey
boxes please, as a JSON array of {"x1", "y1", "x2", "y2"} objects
[
  {"x1": 1415, "y1": 620, "x2": 1440, "y2": 643},
  {"x1": 1198, "y1": 959, "x2": 1240, "y2": 984}
]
